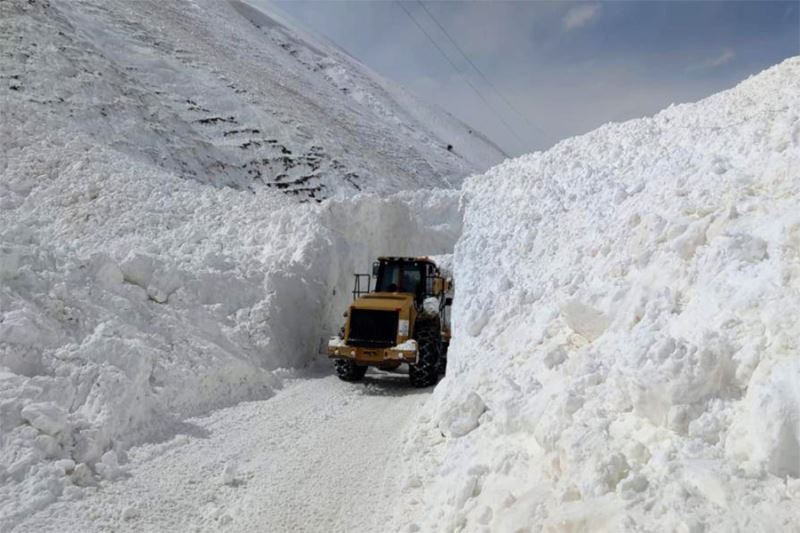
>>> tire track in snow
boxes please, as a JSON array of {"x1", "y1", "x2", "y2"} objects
[{"x1": 14, "y1": 371, "x2": 429, "y2": 533}]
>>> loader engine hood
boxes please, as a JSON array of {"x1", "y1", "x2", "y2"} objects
[
  {"x1": 345, "y1": 293, "x2": 416, "y2": 348},
  {"x1": 352, "y1": 292, "x2": 416, "y2": 310}
]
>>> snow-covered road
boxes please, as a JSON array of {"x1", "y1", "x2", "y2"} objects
[{"x1": 14, "y1": 369, "x2": 428, "y2": 533}]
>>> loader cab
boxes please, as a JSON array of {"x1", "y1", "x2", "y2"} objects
[{"x1": 373, "y1": 258, "x2": 435, "y2": 302}]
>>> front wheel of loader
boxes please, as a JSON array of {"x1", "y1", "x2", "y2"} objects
[
  {"x1": 409, "y1": 322, "x2": 442, "y2": 388},
  {"x1": 334, "y1": 359, "x2": 368, "y2": 381}
]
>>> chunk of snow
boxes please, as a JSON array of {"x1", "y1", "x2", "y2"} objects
[
  {"x1": 222, "y1": 461, "x2": 238, "y2": 486},
  {"x1": 422, "y1": 297, "x2": 440, "y2": 317},
  {"x1": 121, "y1": 506, "x2": 139, "y2": 521},
  {"x1": 96, "y1": 450, "x2": 125, "y2": 481},
  {"x1": 71, "y1": 463, "x2": 95, "y2": 487},
  {"x1": 0, "y1": 246, "x2": 21, "y2": 280},
  {"x1": 95, "y1": 261, "x2": 124, "y2": 289},
  {"x1": 437, "y1": 392, "x2": 486, "y2": 438},
  {"x1": 393, "y1": 339, "x2": 418, "y2": 351},
  {"x1": 559, "y1": 299, "x2": 610, "y2": 341},
  {"x1": 726, "y1": 357, "x2": 800, "y2": 477},
  {"x1": 328, "y1": 336, "x2": 346, "y2": 348},
  {"x1": 20, "y1": 403, "x2": 68, "y2": 436}
]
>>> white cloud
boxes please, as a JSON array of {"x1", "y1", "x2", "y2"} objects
[
  {"x1": 562, "y1": 4, "x2": 601, "y2": 31},
  {"x1": 687, "y1": 48, "x2": 736, "y2": 71},
  {"x1": 706, "y1": 48, "x2": 736, "y2": 68}
]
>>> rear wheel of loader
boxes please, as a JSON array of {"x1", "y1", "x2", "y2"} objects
[
  {"x1": 334, "y1": 359, "x2": 368, "y2": 381},
  {"x1": 409, "y1": 322, "x2": 442, "y2": 388}
]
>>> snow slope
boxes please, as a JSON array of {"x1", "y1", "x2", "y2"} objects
[
  {"x1": 1, "y1": 0, "x2": 481, "y2": 527},
  {"x1": 396, "y1": 57, "x2": 800, "y2": 531},
  {"x1": 2, "y1": 0, "x2": 504, "y2": 202}
]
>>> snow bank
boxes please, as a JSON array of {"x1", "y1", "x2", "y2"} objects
[{"x1": 397, "y1": 57, "x2": 800, "y2": 531}]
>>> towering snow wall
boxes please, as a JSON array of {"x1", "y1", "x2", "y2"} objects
[
  {"x1": 397, "y1": 57, "x2": 800, "y2": 531},
  {"x1": 0, "y1": 0, "x2": 469, "y2": 526}
]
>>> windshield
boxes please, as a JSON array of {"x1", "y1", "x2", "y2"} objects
[{"x1": 376, "y1": 261, "x2": 424, "y2": 294}]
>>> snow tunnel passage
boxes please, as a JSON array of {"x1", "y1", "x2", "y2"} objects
[{"x1": 307, "y1": 190, "x2": 462, "y2": 362}]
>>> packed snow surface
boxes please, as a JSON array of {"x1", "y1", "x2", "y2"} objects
[
  {"x1": 12, "y1": 370, "x2": 428, "y2": 532},
  {"x1": 396, "y1": 57, "x2": 800, "y2": 532}
]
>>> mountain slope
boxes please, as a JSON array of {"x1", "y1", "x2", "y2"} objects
[
  {"x1": 230, "y1": 0, "x2": 506, "y2": 177},
  {"x1": 2, "y1": 0, "x2": 505, "y2": 202}
]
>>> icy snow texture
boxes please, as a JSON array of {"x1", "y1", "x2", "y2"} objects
[
  {"x1": 0, "y1": 0, "x2": 474, "y2": 527},
  {"x1": 397, "y1": 58, "x2": 800, "y2": 531}
]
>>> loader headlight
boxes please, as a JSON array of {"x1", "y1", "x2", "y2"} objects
[{"x1": 398, "y1": 319, "x2": 409, "y2": 336}]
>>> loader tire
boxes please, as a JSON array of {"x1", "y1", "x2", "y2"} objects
[
  {"x1": 409, "y1": 322, "x2": 442, "y2": 388},
  {"x1": 334, "y1": 359, "x2": 367, "y2": 382}
]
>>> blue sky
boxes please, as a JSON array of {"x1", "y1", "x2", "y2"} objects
[{"x1": 271, "y1": 1, "x2": 799, "y2": 156}]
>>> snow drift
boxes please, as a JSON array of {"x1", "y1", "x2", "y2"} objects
[{"x1": 397, "y1": 57, "x2": 800, "y2": 531}]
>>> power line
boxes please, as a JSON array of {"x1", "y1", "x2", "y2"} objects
[
  {"x1": 394, "y1": 0, "x2": 527, "y2": 152},
  {"x1": 416, "y1": 0, "x2": 547, "y2": 140}
]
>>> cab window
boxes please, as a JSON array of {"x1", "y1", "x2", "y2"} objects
[{"x1": 376, "y1": 261, "x2": 425, "y2": 294}]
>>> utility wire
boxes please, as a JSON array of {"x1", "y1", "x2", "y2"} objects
[
  {"x1": 394, "y1": 0, "x2": 527, "y2": 152},
  {"x1": 416, "y1": 0, "x2": 547, "y2": 140}
]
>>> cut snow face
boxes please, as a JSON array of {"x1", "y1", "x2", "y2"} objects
[
  {"x1": 0, "y1": 156, "x2": 461, "y2": 526},
  {"x1": 396, "y1": 57, "x2": 800, "y2": 532},
  {"x1": 0, "y1": 0, "x2": 472, "y2": 527}
]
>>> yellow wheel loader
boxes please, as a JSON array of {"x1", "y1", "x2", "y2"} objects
[{"x1": 328, "y1": 256, "x2": 452, "y2": 387}]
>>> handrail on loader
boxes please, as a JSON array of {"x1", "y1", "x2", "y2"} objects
[{"x1": 352, "y1": 274, "x2": 371, "y2": 300}]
